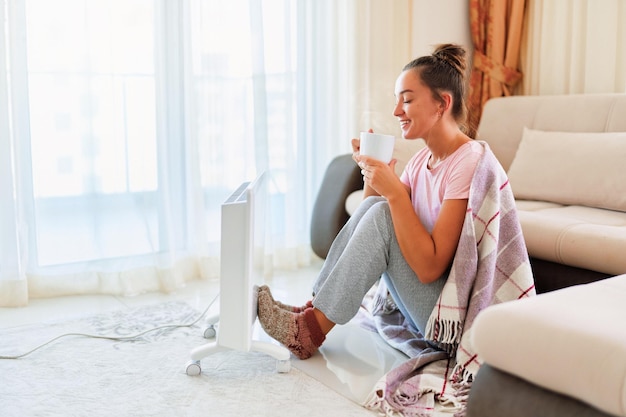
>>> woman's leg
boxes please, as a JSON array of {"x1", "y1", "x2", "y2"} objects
[
  {"x1": 258, "y1": 197, "x2": 385, "y2": 313},
  {"x1": 257, "y1": 196, "x2": 390, "y2": 358},
  {"x1": 375, "y1": 203, "x2": 446, "y2": 335},
  {"x1": 257, "y1": 197, "x2": 445, "y2": 358},
  {"x1": 382, "y1": 271, "x2": 446, "y2": 336},
  {"x1": 315, "y1": 198, "x2": 446, "y2": 335},
  {"x1": 310, "y1": 198, "x2": 397, "y2": 325},
  {"x1": 312, "y1": 196, "x2": 387, "y2": 294}
]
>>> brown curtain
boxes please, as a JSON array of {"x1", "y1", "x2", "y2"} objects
[{"x1": 467, "y1": 0, "x2": 526, "y2": 138}]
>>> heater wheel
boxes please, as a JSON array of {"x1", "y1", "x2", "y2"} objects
[
  {"x1": 203, "y1": 325, "x2": 216, "y2": 339},
  {"x1": 276, "y1": 359, "x2": 291, "y2": 373},
  {"x1": 185, "y1": 360, "x2": 202, "y2": 376}
]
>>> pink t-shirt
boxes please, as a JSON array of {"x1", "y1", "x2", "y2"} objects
[{"x1": 400, "y1": 140, "x2": 484, "y2": 232}]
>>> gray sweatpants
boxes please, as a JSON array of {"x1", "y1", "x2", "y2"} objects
[{"x1": 312, "y1": 196, "x2": 447, "y2": 335}]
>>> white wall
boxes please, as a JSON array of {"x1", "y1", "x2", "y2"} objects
[{"x1": 410, "y1": 0, "x2": 472, "y2": 58}]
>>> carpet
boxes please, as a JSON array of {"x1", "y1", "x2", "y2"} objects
[{"x1": 0, "y1": 301, "x2": 372, "y2": 417}]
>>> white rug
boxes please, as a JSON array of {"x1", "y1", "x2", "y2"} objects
[{"x1": 0, "y1": 301, "x2": 373, "y2": 417}]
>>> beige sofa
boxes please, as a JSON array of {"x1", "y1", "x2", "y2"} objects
[
  {"x1": 467, "y1": 273, "x2": 626, "y2": 417},
  {"x1": 476, "y1": 93, "x2": 626, "y2": 291},
  {"x1": 310, "y1": 93, "x2": 626, "y2": 293}
]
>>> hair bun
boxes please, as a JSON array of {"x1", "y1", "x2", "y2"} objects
[{"x1": 432, "y1": 43, "x2": 467, "y2": 75}]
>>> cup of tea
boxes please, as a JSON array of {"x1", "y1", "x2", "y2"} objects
[{"x1": 359, "y1": 132, "x2": 395, "y2": 163}]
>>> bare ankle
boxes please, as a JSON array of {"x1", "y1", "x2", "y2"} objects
[{"x1": 312, "y1": 308, "x2": 335, "y2": 334}]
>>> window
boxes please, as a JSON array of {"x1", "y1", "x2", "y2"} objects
[{"x1": 21, "y1": 0, "x2": 299, "y2": 268}]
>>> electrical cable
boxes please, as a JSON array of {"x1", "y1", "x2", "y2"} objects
[{"x1": 0, "y1": 292, "x2": 220, "y2": 360}]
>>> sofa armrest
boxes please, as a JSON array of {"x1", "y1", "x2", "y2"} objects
[{"x1": 310, "y1": 154, "x2": 363, "y2": 259}]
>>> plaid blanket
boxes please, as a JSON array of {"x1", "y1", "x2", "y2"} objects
[{"x1": 363, "y1": 141, "x2": 536, "y2": 417}]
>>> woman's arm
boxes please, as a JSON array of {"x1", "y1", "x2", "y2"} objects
[
  {"x1": 386, "y1": 192, "x2": 467, "y2": 283},
  {"x1": 358, "y1": 154, "x2": 467, "y2": 283}
]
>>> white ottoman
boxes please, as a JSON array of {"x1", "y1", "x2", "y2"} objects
[{"x1": 471, "y1": 275, "x2": 626, "y2": 417}]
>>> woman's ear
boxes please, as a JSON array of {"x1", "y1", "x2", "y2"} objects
[{"x1": 440, "y1": 92, "x2": 452, "y2": 113}]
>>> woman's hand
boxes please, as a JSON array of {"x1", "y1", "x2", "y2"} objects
[
  {"x1": 357, "y1": 155, "x2": 404, "y2": 198},
  {"x1": 352, "y1": 129, "x2": 405, "y2": 199},
  {"x1": 352, "y1": 130, "x2": 379, "y2": 198},
  {"x1": 351, "y1": 134, "x2": 363, "y2": 165}
]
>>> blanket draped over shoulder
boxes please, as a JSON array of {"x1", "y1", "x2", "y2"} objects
[{"x1": 363, "y1": 141, "x2": 536, "y2": 417}]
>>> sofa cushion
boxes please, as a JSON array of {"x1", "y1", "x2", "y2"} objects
[
  {"x1": 507, "y1": 128, "x2": 626, "y2": 212},
  {"x1": 516, "y1": 202, "x2": 626, "y2": 276},
  {"x1": 476, "y1": 94, "x2": 626, "y2": 172},
  {"x1": 345, "y1": 190, "x2": 363, "y2": 216},
  {"x1": 471, "y1": 275, "x2": 626, "y2": 417}
]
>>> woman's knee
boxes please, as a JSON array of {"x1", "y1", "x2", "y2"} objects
[
  {"x1": 355, "y1": 199, "x2": 394, "y2": 242},
  {"x1": 366, "y1": 199, "x2": 392, "y2": 223},
  {"x1": 350, "y1": 196, "x2": 386, "y2": 221},
  {"x1": 360, "y1": 195, "x2": 386, "y2": 211}
]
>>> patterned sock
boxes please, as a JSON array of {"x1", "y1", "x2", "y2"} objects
[
  {"x1": 257, "y1": 285, "x2": 313, "y2": 313},
  {"x1": 257, "y1": 290, "x2": 326, "y2": 360}
]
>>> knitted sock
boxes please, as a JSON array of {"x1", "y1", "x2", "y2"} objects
[
  {"x1": 257, "y1": 285, "x2": 313, "y2": 313},
  {"x1": 257, "y1": 290, "x2": 326, "y2": 360}
]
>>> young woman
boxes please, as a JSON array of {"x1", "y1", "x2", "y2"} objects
[{"x1": 256, "y1": 44, "x2": 485, "y2": 360}]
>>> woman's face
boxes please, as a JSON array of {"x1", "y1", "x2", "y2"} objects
[{"x1": 393, "y1": 69, "x2": 441, "y2": 140}]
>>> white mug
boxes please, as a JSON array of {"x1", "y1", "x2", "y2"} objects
[{"x1": 359, "y1": 132, "x2": 395, "y2": 163}]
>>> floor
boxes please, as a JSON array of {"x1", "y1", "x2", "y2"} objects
[{"x1": 0, "y1": 257, "x2": 407, "y2": 407}]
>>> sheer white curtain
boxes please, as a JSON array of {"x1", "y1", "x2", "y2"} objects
[
  {"x1": 521, "y1": 0, "x2": 626, "y2": 95},
  {"x1": 300, "y1": 0, "x2": 413, "y2": 204},
  {"x1": 0, "y1": 0, "x2": 413, "y2": 307}
]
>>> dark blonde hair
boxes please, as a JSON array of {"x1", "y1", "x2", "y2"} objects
[{"x1": 403, "y1": 44, "x2": 468, "y2": 129}]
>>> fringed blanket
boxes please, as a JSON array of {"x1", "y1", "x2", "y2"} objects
[{"x1": 362, "y1": 142, "x2": 536, "y2": 417}]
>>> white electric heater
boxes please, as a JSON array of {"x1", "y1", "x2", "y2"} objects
[{"x1": 186, "y1": 172, "x2": 290, "y2": 376}]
